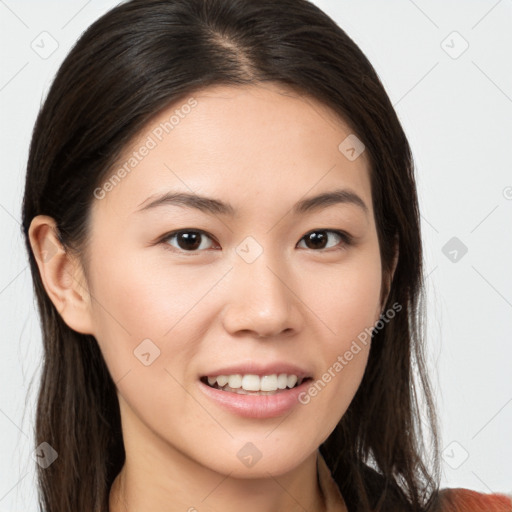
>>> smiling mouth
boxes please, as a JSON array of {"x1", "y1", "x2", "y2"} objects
[{"x1": 200, "y1": 375, "x2": 312, "y2": 395}]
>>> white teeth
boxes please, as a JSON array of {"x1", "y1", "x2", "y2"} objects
[
  {"x1": 228, "y1": 374, "x2": 243, "y2": 389},
  {"x1": 260, "y1": 374, "x2": 278, "y2": 391},
  {"x1": 216, "y1": 375, "x2": 229, "y2": 387},
  {"x1": 205, "y1": 373, "x2": 304, "y2": 392},
  {"x1": 277, "y1": 373, "x2": 288, "y2": 389},
  {"x1": 287, "y1": 374, "x2": 298, "y2": 388},
  {"x1": 241, "y1": 374, "x2": 260, "y2": 391}
]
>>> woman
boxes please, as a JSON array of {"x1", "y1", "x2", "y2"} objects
[{"x1": 21, "y1": 0, "x2": 512, "y2": 511}]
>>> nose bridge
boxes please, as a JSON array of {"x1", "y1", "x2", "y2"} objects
[{"x1": 221, "y1": 237, "x2": 302, "y2": 337}]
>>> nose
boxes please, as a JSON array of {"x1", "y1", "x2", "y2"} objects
[{"x1": 220, "y1": 251, "x2": 304, "y2": 339}]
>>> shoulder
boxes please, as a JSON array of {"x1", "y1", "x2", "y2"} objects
[
  {"x1": 322, "y1": 451, "x2": 512, "y2": 512},
  {"x1": 357, "y1": 464, "x2": 512, "y2": 512},
  {"x1": 437, "y1": 487, "x2": 512, "y2": 512}
]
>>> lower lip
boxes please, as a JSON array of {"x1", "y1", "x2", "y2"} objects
[{"x1": 198, "y1": 379, "x2": 312, "y2": 419}]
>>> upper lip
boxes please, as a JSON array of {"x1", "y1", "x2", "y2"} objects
[{"x1": 200, "y1": 362, "x2": 312, "y2": 380}]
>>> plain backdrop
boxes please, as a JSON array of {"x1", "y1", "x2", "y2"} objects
[{"x1": 1, "y1": 0, "x2": 511, "y2": 510}]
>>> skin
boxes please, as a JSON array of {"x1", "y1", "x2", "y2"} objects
[{"x1": 29, "y1": 82, "x2": 397, "y2": 512}]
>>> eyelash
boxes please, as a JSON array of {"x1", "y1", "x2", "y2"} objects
[{"x1": 158, "y1": 228, "x2": 353, "y2": 254}]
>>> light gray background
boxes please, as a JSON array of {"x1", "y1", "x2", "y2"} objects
[{"x1": 1, "y1": 1, "x2": 511, "y2": 510}]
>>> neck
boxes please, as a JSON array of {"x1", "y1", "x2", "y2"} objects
[{"x1": 109, "y1": 452, "x2": 327, "y2": 512}]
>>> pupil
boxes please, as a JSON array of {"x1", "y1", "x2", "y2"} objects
[{"x1": 178, "y1": 232, "x2": 201, "y2": 250}]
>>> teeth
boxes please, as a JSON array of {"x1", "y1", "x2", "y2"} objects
[
  {"x1": 228, "y1": 374, "x2": 242, "y2": 389},
  {"x1": 216, "y1": 375, "x2": 229, "y2": 387},
  {"x1": 242, "y1": 374, "x2": 260, "y2": 391},
  {"x1": 261, "y1": 374, "x2": 278, "y2": 391},
  {"x1": 205, "y1": 373, "x2": 303, "y2": 392}
]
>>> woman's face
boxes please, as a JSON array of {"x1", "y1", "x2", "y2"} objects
[{"x1": 84, "y1": 83, "x2": 384, "y2": 476}]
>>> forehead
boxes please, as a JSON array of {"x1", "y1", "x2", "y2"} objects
[{"x1": 92, "y1": 82, "x2": 372, "y2": 221}]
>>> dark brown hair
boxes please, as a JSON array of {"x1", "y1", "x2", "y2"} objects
[{"x1": 21, "y1": 0, "x2": 441, "y2": 510}]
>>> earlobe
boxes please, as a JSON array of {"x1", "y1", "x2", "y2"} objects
[{"x1": 28, "y1": 215, "x2": 95, "y2": 335}]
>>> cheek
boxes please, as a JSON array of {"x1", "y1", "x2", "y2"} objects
[
  {"x1": 301, "y1": 245, "x2": 383, "y2": 343},
  {"x1": 86, "y1": 251, "x2": 207, "y2": 434},
  {"x1": 89, "y1": 242, "x2": 191, "y2": 335},
  {"x1": 296, "y1": 246, "x2": 381, "y2": 419},
  {"x1": 87, "y1": 245, "x2": 229, "y2": 386}
]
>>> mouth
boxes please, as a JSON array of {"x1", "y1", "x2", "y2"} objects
[
  {"x1": 198, "y1": 372, "x2": 315, "y2": 418},
  {"x1": 199, "y1": 374, "x2": 313, "y2": 396}
]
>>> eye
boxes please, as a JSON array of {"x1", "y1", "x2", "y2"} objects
[
  {"x1": 161, "y1": 229, "x2": 218, "y2": 252},
  {"x1": 297, "y1": 230, "x2": 352, "y2": 251},
  {"x1": 159, "y1": 228, "x2": 352, "y2": 254}
]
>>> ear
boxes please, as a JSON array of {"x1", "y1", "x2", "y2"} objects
[
  {"x1": 28, "y1": 215, "x2": 95, "y2": 335},
  {"x1": 381, "y1": 235, "x2": 399, "y2": 311}
]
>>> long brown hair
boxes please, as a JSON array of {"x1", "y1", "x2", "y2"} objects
[{"x1": 21, "y1": 0, "x2": 441, "y2": 510}]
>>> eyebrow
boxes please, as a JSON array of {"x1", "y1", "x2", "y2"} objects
[{"x1": 134, "y1": 188, "x2": 369, "y2": 217}]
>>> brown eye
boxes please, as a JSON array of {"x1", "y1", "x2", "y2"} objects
[
  {"x1": 162, "y1": 230, "x2": 217, "y2": 252},
  {"x1": 298, "y1": 230, "x2": 351, "y2": 251}
]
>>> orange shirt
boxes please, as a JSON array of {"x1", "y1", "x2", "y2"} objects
[{"x1": 437, "y1": 487, "x2": 512, "y2": 512}]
